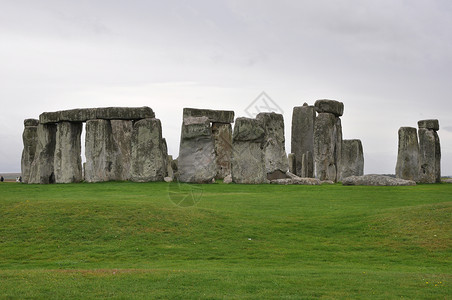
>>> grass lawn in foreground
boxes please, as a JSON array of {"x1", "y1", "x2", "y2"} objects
[{"x1": 0, "y1": 181, "x2": 451, "y2": 299}]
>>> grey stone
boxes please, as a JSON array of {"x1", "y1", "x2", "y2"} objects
[
  {"x1": 212, "y1": 122, "x2": 233, "y2": 179},
  {"x1": 342, "y1": 175, "x2": 416, "y2": 186},
  {"x1": 339, "y1": 139, "x2": 364, "y2": 180},
  {"x1": 183, "y1": 108, "x2": 234, "y2": 124},
  {"x1": 301, "y1": 151, "x2": 314, "y2": 178},
  {"x1": 39, "y1": 107, "x2": 154, "y2": 124},
  {"x1": 270, "y1": 177, "x2": 321, "y2": 185},
  {"x1": 178, "y1": 117, "x2": 216, "y2": 183},
  {"x1": 291, "y1": 105, "x2": 316, "y2": 177},
  {"x1": 166, "y1": 155, "x2": 174, "y2": 179},
  {"x1": 84, "y1": 119, "x2": 123, "y2": 182},
  {"x1": 53, "y1": 122, "x2": 83, "y2": 183},
  {"x1": 418, "y1": 128, "x2": 441, "y2": 183},
  {"x1": 395, "y1": 127, "x2": 419, "y2": 181},
  {"x1": 442, "y1": 178, "x2": 452, "y2": 183},
  {"x1": 223, "y1": 174, "x2": 232, "y2": 184},
  {"x1": 314, "y1": 113, "x2": 342, "y2": 182},
  {"x1": 111, "y1": 120, "x2": 133, "y2": 180},
  {"x1": 21, "y1": 121, "x2": 39, "y2": 183},
  {"x1": 418, "y1": 119, "x2": 439, "y2": 131},
  {"x1": 257, "y1": 112, "x2": 289, "y2": 176},
  {"x1": 28, "y1": 123, "x2": 57, "y2": 184},
  {"x1": 314, "y1": 99, "x2": 344, "y2": 117},
  {"x1": 130, "y1": 118, "x2": 167, "y2": 182},
  {"x1": 161, "y1": 138, "x2": 169, "y2": 177},
  {"x1": 231, "y1": 118, "x2": 266, "y2": 184},
  {"x1": 288, "y1": 153, "x2": 296, "y2": 174},
  {"x1": 164, "y1": 176, "x2": 173, "y2": 183}
]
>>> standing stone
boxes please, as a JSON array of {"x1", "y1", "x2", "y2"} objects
[
  {"x1": 231, "y1": 117, "x2": 266, "y2": 184},
  {"x1": 257, "y1": 112, "x2": 289, "y2": 179},
  {"x1": 340, "y1": 139, "x2": 364, "y2": 180},
  {"x1": 301, "y1": 151, "x2": 314, "y2": 178},
  {"x1": 85, "y1": 119, "x2": 122, "y2": 182},
  {"x1": 212, "y1": 122, "x2": 233, "y2": 179},
  {"x1": 178, "y1": 116, "x2": 216, "y2": 183},
  {"x1": 130, "y1": 118, "x2": 167, "y2": 182},
  {"x1": 291, "y1": 104, "x2": 316, "y2": 177},
  {"x1": 28, "y1": 123, "x2": 57, "y2": 184},
  {"x1": 395, "y1": 127, "x2": 419, "y2": 181},
  {"x1": 288, "y1": 153, "x2": 296, "y2": 174},
  {"x1": 54, "y1": 122, "x2": 83, "y2": 183},
  {"x1": 418, "y1": 119, "x2": 441, "y2": 183},
  {"x1": 21, "y1": 119, "x2": 39, "y2": 184},
  {"x1": 111, "y1": 120, "x2": 133, "y2": 181},
  {"x1": 161, "y1": 138, "x2": 169, "y2": 177}
]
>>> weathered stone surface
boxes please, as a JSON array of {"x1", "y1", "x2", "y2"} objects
[
  {"x1": 314, "y1": 113, "x2": 342, "y2": 182},
  {"x1": 111, "y1": 120, "x2": 133, "y2": 181},
  {"x1": 342, "y1": 175, "x2": 416, "y2": 186},
  {"x1": 418, "y1": 128, "x2": 441, "y2": 183},
  {"x1": 223, "y1": 174, "x2": 232, "y2": 184},
  {"x1": 130, "y1": 118, "x2": 167, "y2": 182},
  {"x1": 395, "y1": 127, "x2": 419, "y2": 181},
  {"x1": 288, "y1": 153, "x2": 296, "y2": 174},
  {"x1": 442, "y1": 178, "x2": 452, "y2": 183},
  {"x1": 418, "y1": 119, "x2": 439, "y2": 131},
  {"x1": 212, "y1": 122, "x2": 232, "y2": 179},
  {"x1": 257, "y1": 112, "x2": 289, "y2": 176},
  {"x1": 183, "y1": 108, "x2": 234, "y2": 124},
  {"x1": 24, "y1": 119, "x2": 39, "y2": 127},
  {"x1": 161, "y1": 138, "x2": 169, "y2": 177},
  {"x1": 85, "y1": 120, "x2": 123, "y2": 182},
  {"x1": 314, "y1": 99, "x2": 344, "y2": 117},
  {"x1": 39, "y1": 107, "x2": 154, "y2": 124},
  {"x1": 231, "y1": 118, "x2": 266, "y2": 184},
  {"x1": 301, "y1": 151, "x2": 314, "y2": 178},
  {"x1": 270, "y1": 177, "x2": 321, "y2": 185},
  {"x1": 53, "y1": 122, "x2": 83, "y2": 183},
  {"x1": 166, "y1": 155, "x2": 174, "y2": 179},
  {"x1": 28, "y1": 124, "x2": 57, "y2": 184},
  {"x1": 21, "y1": 121, "x2": 39, "y2": 183},
  {"x1": 178, "y1": 117, "x2": 216, "y2": 183},
  {"x1": 291, "y1": 105, "x2": 316, "y2": 177},
  {"x1": 340, "y1": 139, "x2": 364, "y2": 180}
]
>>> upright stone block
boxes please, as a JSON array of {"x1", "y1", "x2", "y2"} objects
[
  {"x1": 301, "y1": 151, "x2": 314, "y2": 178},
  {"x1": 21, "y1": 119, "x2": 39, "y2": 183},
  {"x1": 130, "y1": 118, "x2": 167, "y2": 182},
  {"x1": 291, "y1": 104, "x2": 316, "y2": 177},
  {"x1": 231, "y1": 117, "x2": 266, "y2": 184},
  {"x1": 340, "y1": 139, "x2": 364, "y2": 180},
  {"x1": 395, "y1": 127, "x2": 419, "y2": 181},
  {"x1": 178, "y1": 116, "x2": 217, "y2": 183},
  {"x1": 54, "y1": 122, "x2": 83, "y2": 183},
  {"x1": 28, "y1": 123, "x2": 57, "y2": 184},
  {"x1": 288, "y1": 153, "x2": 296, "y2": 174},
  {"x1": 257, "y1": 112, "x2": 289, "y2": 178},
  {"x1": 111, "y1": 120, "x2": 133, "y2": 180},
  {"x1": 212, "y1": 122, "x2": 233, "y2": 179},
  {"x1": 84, "y1": 119, "x2": 122, "y2": 182},
  {"x1": 418, "y1": 119, "x2": 441, "y2": 183}
]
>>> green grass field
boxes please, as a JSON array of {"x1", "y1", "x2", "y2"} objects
[{"x1": 0, "y1": 181, "x2": 451, "y2": 299}]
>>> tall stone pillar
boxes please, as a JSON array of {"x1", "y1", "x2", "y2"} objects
[
  {"x1": 212, "y1": 123, "x2": 232, "y2": 179},
  {"x1": 395, "y1": 127, "x2": 419, "y2": 181},
  {"x1": 231, "y1": 117, "x2": 266, "y2": 184},
  {"x1": 111, "y1": 120, "x2": 133, "y2": 181},
  {"x1": 340, "y1": 139, "x2": 364, "y2": 179},
  {"x1": 313, "y1": 100, "x2": 344, "y2": 182},
  {"x1": 178, "y1": 116, "x2": 216, "y2": 183},
  {"x1": 130, "y1": 118, "x2": 167, "y2": 182},
  {"x1": 418, "y1": 119, "x2": 441, "y2": 183},
  {"x1": 257, "y1": 112, "x2": 289, "y2": 179},
  {"x1": 54, "y1": 122, "x2": 83, "y2": 183},
  {"x1": 28, "y1": 123, "x2": 57, "y2": 184},
  {"x1": 291, "y1": 103, "x2": 316, "y2": 177},
  {"x1": 21, "y1": 119, "x2": 39, "y2": 184}
]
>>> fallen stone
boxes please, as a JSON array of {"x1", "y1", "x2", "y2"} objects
[
  {"x1": 340, "y1": 139, "x2": 364, "y2": 180},
  {"x1": 418, "y1": 128, "x2": 441, "y2": 183},
  {"x1": 53, "y1": 122, "x2": 83, "y2": 183},
  {"x1": 130, "y1": 118, "x2": 167, "y2": 182},
  {"x1": 183, "y1": 108, "x2": 234, "y2": 124},
  {"x1": 314, "y1": 99, "x2": 344, "y2": 117},
  {"x1": 418, "y1": 119, "x2": 439, "y2": 131},
  {"x1": 269, "y1": 177, "x2": 321, "y2": 185},
  {"x1": 223, "y1": 174, "x2": 232, "y2": 184},
  {"x1": 321, "y1": 180, "x2": 335, "y2": 185},
  {"x1": 164, "y1": 176, "x2": 173, "y2": 183},
  {"x1": 267, "y1": 170, "x2": 289, "y2": 180},
  {"x1": 212, "y1": 122, "x2": 233, "y2": 179},
  {"x1": 342, "y1": 174, "x2": 416, "y2": 186},
  {"x1": 291, "y1": 105, "x2": 316, "y2": 177},
  {"x1": 395, "y1": 127, "x2": 419, "y2": 181},
  {"x1": 28, "y1": 123, "x2": 57, "y2": 184},
  {"x1": 442, "y1": 178, "x2": 452, "y2": 183},
  {"x1": 21, "y1": 120, "x2": 39, "y2": 183}
]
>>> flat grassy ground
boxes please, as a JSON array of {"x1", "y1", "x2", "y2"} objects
[{"x1": 0, "y1": 181, "x2": 450, "y2": 299}]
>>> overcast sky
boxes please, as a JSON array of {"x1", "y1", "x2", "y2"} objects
[{"x1": 1, "y1": 0, "x2": 451, "y2": 175}]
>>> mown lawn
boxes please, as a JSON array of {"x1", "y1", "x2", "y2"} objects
[{"x1": 0, "y1": 181, "x2": 451, "y2": 299}]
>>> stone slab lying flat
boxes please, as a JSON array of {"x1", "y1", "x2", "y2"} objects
[
  {"x1": 314, "y1": 99, "x2": 344, "y2": 117},
  {"x1": 24, "y1": 119, "x2": 39, "y2": 127},
  {"x1": 183, "y1": 108, "x2": 235, "y2": 124},
  {"x1": 342, "y1": 175, "x2": 416, "y2": 186},
  {"x1": 39, "y1": 107, "x2": 154, "y2": 124}
]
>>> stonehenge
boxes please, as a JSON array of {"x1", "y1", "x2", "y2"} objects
[{"x1": 21, "y1": 103, "x2": 441, "y2": 185}]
